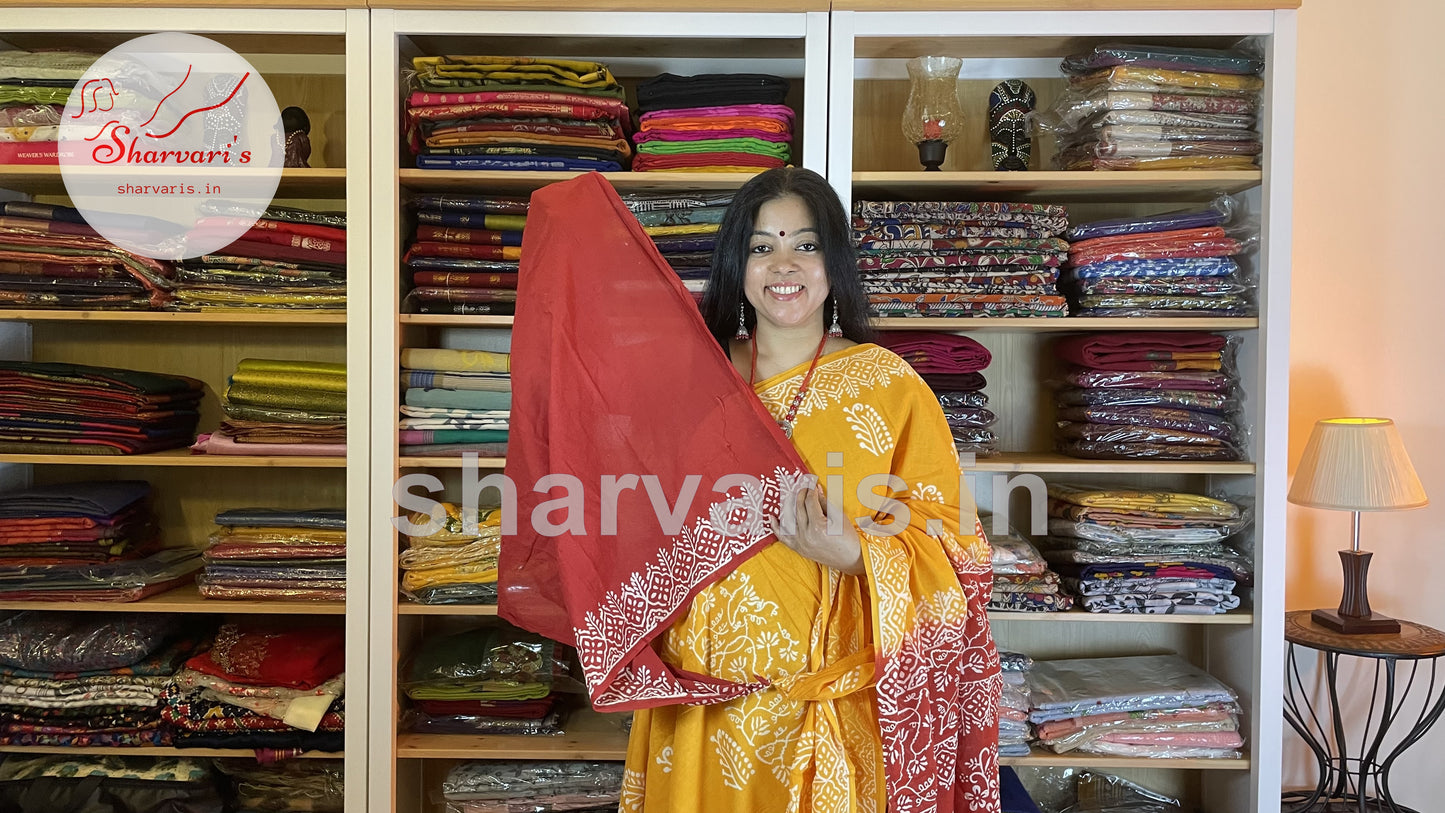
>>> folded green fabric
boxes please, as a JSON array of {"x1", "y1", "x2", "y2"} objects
[
  {"x1": 237, "y1": 359, "x2": 347, "y2": 377},
  {"x1": 230, "y1": 369, "x2": 347, "y2": 394},
  {"x1": 635, "y1": 137, "x2": 791, "y2": 158},
  {"x1": 225, "y1": 385, "x2": 346, "y2": 414},
  {"x1": 400, "y1": 349, "x2": 509, "y2": 374},
  {"x1": 405, "y1": 388, "x2": 511, "y2": 411}
]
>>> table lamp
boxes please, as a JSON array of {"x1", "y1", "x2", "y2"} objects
[{"x1": 1288, "y1": 417, "x2": 1429, "y2": 634}]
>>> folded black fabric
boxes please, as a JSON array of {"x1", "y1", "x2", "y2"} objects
[
  {"x1": 635, "y1": 73, "x2": 790, "y2": 112},
  {"x1": 213, "y1": 508, "x2": 347, "y2": 530},
  {"x1": 0, "y1": 480, "x2": 149, "y2": 519}
]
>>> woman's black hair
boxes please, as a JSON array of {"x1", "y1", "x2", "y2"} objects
[{"x1": 701, "y1": 167, "x2": 874, "y2": 349}]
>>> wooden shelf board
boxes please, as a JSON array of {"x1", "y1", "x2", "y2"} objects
[
  {"x1": 0, "y1": 310, "x2": 346, "y2": 325},
  {"x1": 399, "y1": 169, "x2": 764, "y2": 194},
  {"x1": 0, "y1": 583, "x2": 345, "y2": 615},
  {"x1": 397, "y1": 709, "x2": 628, "y2": 760},
  {"x1": 400, "y1": 314, "x2": 516, "y2": 328},
  {"x1": 1000, "y1": 749, "x2": 1250, "y2": 770},
  {"x1": 990, "y1": 609, "x2": 1252, "y2": 624},
  {"x1": 394, "y1": 451, "x2": 1250, "y2": 474},
  {"x1": 0, "y1": 449, "x2": 347, "y2": 468},
  {"x1": 871, "y1": 317, "x2": 1258, "y2": 332},
  {"x1": 0, "y1": 167, "x2": 345, "y2": 197},
  {"x1": 852, "y1": 170, "x2": 1261, "y2": 202},
  {"x1": 838, "y1": 1, "x2": 1295, "y2": 10},
  {"x1": 399, "y1": 315, "x2": 1258, "y2": 332},
  {"x1": 398, "y1": 456, "x2": 507, "y2": 469},
  {"x1": 0, "y1": 744, "x2": 341, "y2": 758},
  {"x1": 384, "y1": 0, "x2": 825, "y2": 9},
  {"x1": 399, "y1": 601, "x2": 499, "y2": 616}
]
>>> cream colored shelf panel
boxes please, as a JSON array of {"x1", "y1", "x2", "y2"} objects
[
  {"x1": 398, "y1": 456, "x2": 506, "y2": 469},
  {"x1": 0, "y1": 310, "x2": 346, "y2": 326},
  {"x1": 0, "y1": 167, "x2": 345, "y2": 198},
  {"x1": 397, "y1": 709, "x2": 629, "y2": 760},
  {"x1": 383, "y1": 0, "x2": 825, "y2": 9},
  {"x1": 968, "y1": 453, "x2": 1254, "y2": 474},
  {"x1": 398, "y1": 601, "x2": 499, "y2": 616},
  {"x1": 0, "y1": 450, "x2": 347, "y2": 468},
  {"x1": 0, "y1": 745, "x2": 341, "y2": 758},
  {"x1": 399, "y1": 169, "x2": 764, "y2": 194},
  {"x1": 837, "y1": 0, "x2": 1295, "y2": 10},
  {"x1": 990, "y1": 609, "x2": 1252, "y2": 625},
  {"x1": 852, "y1": 170, "x2": 1261, "y2": 202},
  {"x1": 399, "y1": 314, "x2": 516, "y2": 328},
  {"x1": 1001, "y1": 749, "x2": 1250, "y2": 770},
  {"x1": 0, "y1": 584, "x2": 345, "y2": 615},
  {"x1": 871, "y1": 317, "x2": 1258, "y2": 332}
]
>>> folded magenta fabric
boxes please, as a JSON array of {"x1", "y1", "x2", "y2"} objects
[
  {"x1": 1054, "y1": 332, "x2": 1225, "y2": 370},
  {"x1": 876, "y1": 331, "x2": 992, "y2": 373}
]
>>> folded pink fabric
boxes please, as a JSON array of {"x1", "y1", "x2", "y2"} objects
[
  {"x1": 633, "y1": 128, "x2": 791, "y2": 143},
  {"x1": 876, "y1": 331, "x2": 992, "y2": 374},
  {"x1": 190, "y1": 433, "x2": 344, "y2": 457},
  {"x1": 639, "y1": 103, "x2": 795, "y2": 123},
  {"x1": 1099, "y1": 731, "x2": 1244, "y2": 747}
]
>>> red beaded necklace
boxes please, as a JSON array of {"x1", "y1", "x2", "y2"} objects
[{"x1": 749, "y1": 332, "x2": 829, "y2": 439}]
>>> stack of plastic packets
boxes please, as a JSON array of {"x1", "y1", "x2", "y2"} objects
[
  {"x1": 1038, "y1": 484, "x2": 1251, "y2": 615},
  {"x1": 877, "y1": 332, "x2": 997, "y2": 457},
  {"x1": 403, "y1": 194, "x2": 526, "y2": 316},
  {"x1": 404, "y1": 56, "x2": 630, "y2": 172},
  {"x1": 198, "y1": 507, "x2": 347, "y2": 602},
  {"x1": 1041, "y1": 43, "x2": 1265, "y2": 171},
  {"x1": 175, "y1": 204, "x2": 347, "y2": 311},
  {"x1": 620, "y1": 190, "x2": 734, "y2": 303},
  {"x1": 1063, "y1": 197, "x2": 1256, "y2": 316},
  {"x1": 998, "y1": 651, "x2": 1035, "y2": 757},
  {"x1": 986, "y1": 518, "x2": 1073, "y2": 613},
  {"x1": 440, "y1": 762, "x2": 625, "y2": 813},
  {"x1": 853, "y1": 200, "x2": 1069, "y2": 317},
  {"x1": 399, "y1": 502, "x2": 502, "y2": 606},
  {"x1": 399, "y1": 345, "x2": 510, "y2": 457},
  {"x1": 0, "y1": 50, "x2": 92, "y2": 165},
  {"x1": 400, "y1": 622, "x2": 574, "y2": 737},
  {"x1": 1053, "y1": 332, "x2": 1242, "y2": 461},
  {"x1": 632, "y1": 73, "x2": 792, "y2": 173},
  {"x1": 1029, "y1": 654, "x2": 1244, "y2": 758}
]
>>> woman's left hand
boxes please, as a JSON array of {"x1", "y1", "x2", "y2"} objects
[{"x1": 769, "y1": 486, "x2": 865, "y2": 575}]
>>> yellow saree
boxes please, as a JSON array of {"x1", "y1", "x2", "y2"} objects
[{"x1": 623, "y1": 344, "x2": 1001, "y2": 813}]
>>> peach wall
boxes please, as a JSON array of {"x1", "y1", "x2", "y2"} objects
[{"x1": 1288, "y1": 0, "x2": 1445, "y2": 803}]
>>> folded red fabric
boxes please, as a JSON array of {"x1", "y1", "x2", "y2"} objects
[
  {"x1": 1055, "y1": 331, "x2": 1225, "y2": 371},
  {"x1": 185, "y1": 621, "x2": 345, "y2": 690},
  {"x1": 876, "y1": 331, "x2": 992, "y2": 373}
]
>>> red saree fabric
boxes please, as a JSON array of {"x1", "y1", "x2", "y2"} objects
[{"x1": 499, "y1": 172, "x2": 803, "y2": 709}]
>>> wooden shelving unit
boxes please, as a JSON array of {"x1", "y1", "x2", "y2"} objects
[{"x1": 0, "y1": 583, "x2": 347, "y2": 615}]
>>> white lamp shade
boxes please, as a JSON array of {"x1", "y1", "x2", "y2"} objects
[{"x1": 1288, "y1": 418, "x2": 1429, "y2": 511}]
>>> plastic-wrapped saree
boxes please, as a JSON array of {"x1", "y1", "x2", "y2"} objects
[{"x1": 499, "y1": 173, "x2": 1000, "y2": 813}]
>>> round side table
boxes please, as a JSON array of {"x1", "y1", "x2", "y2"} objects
[{"x1": 1282, "y1": 610, "x2": 1445, "y2": 813}]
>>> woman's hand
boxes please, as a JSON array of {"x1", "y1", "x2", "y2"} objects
[{"x1": 769, "y1": 486, "x2": 865, "y2": 575}]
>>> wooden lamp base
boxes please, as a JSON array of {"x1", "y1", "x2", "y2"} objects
[{"x1": 1315, "y1": 550, "x2": 1401, "y2": 635}]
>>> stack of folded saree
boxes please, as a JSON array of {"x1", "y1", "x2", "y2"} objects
[
  {"x1": 214, "y1": 758, "x2": 344, "y2": 813},
  {"x1": 1037, "y1": 484, "x2": 1250, "y2": 615},
  {"x1": 192, "y1": 358, "x2": 346, "y2": 457},
  {"x1": 0, "y1": 480, "x2": 205, "y2": 602},
  {"x1": 0, "y1": 612, "x2": 199, "y2": 747},
  {"x1": 1042, "y1": 44, "x2": 1264, "y2": 171},
  {"x1": 853, "y1": 200, "x2": 1070, "y2": 317},
  {"x1": 172, "y1": 203, "x2": 347, "y2": 311},
  {"x1": 878, "y1": 331, "x2": 998, "y2": 456},
  {"x1": 633, "y1": 73, "x2": 792, "y2": 173},
  {"x1": 1053, "y1": 332, "x2": 1243, "y2": 460},
  {"x1": 162, "y1": 620, "x2": 346, "y2": 752},
  {"x1": 987, "y1": 521, "x2": 1073, "y2": 614},
  {"x1": 998, "y1": 651, "x2": 1035, "y2": 757},
  {"x1": 440, "y1": 761, "x2": 625, "y2": 813},
  {"x1": 0, "y1": 361, "x2": 203, "y2": 455},
  {"x1": 405, "y1": 55, "x2": 631, "y2": 172},
  {"x1": 399, "y1": 347, "x2": 509, "y2": 456},
  {"x1": 402, "y1": 194, "x2": 525, "y2": 315},
  {"x1": 0, "y1": 50, "x2": 93, "y2": 165},
  {"x1": 198, "y1": 507, "x2": 347, "y2": 602},
  {"x1": 0, "y1": 201, "x2": 176, "y2": 309},
  {"x1": 400, "y1": 502, "x2": 502, "y2": 605},
  {"x1": 621, "y1": 190, "x2": 735, "y2": 300},
  {"x1": 1029, "y1": 654, "x2": 1243, "y2": 758},
  {"x1": 400, "y1": 622, "x2": 577, "y2": 736},
  {"x1": 1064, "y1": 201, "x2": 1255, "y2": 317}
]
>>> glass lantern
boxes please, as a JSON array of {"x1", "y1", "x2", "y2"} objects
[{"x1": 901, "y1": 56, "x2": 965, "y2": 171}]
